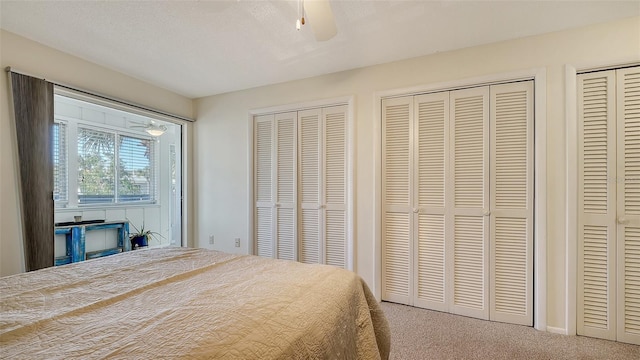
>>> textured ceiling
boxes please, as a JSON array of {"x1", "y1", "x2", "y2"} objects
[{"x1": 1, "y1": 1, "x2": 638, "y2": 99}]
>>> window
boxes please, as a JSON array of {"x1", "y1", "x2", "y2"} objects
[
  {"x1": 54, "y1": 121, "x2": 158, "y2": 207},
  {"x1": 118, "y1": 135, "x2": 155, "y2": 202},
  {"x1": 77, "y1": 127, "x2": 116, "y2": 204}
]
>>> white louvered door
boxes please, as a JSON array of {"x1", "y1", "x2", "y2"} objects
[
  {"x1": 298, "y1": 108, "x2": 322, "y2": 264},
  {"x1": 616, "y1": 67, "x2": 640, "y2": 345},
  {"x1": 297, "y1": 106, "x2": 348, "y2": 267},
  {"x1": 413, "y1": 92, "x2": 449, "y2": 311},
  {"x1": 275, "y1": 112, "x2": 297, "y2": 261},
  {"x1": 254, "y1": 112, "x2": 297, "y2": 260},
  {"x1": 578, "y1": 70, "x2": 617, "y2": 341},
  {"x1": 253, "y1": 105, "x2": 351, "y2": 269},
  {"x1": 382, "y1": 96, "x2": 413, "y2": 305},
  {"x1": 323, "y1": 105, "x2": 348, "y2": 268},
  {"x1": 255, "y1": 114, "x2": 275, "y2": 257},
  {"x1": 489, "y1": 82, "x2": 533, "y2": 326},
  {"x1": 382, "y1": 82, "x2": 534, "y2": 326},
  {"x1": 449, "y1": 87, "x2": 490, "y2": 320},
  {"x1": 578, "y1": 66, "x2": 640, "y2": 345}
]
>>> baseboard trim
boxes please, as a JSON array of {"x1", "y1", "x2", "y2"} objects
[{"x1": 546, "y1": 326, "x2": 567, "y2": 335}]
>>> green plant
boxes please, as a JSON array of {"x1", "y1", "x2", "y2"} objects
[{"x1": 128, "y1": 221, "x2": 163, "y2": 248}]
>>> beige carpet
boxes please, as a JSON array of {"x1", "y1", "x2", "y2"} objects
[{"x1": 380, "y1": 301, "x2": 640, "y2": 359}]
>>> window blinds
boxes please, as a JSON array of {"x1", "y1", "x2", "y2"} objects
[{"x1": 53, "y1": 122, "x2": 68, "y2": 206}]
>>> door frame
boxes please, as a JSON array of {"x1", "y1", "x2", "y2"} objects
[{"x1": 374, "y1": 68, "x2": 548, "y2": 331}]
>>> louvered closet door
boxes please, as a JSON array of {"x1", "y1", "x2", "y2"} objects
[
  {"x1": 323, "y1": 105, "x2": 348, "y2": 268},
  {"x1": 299, "y1": 108, "x2": 322, "y2": 264},
  {"x1": 275, "y1": 112, "x2": 297, "y2": 261},
  {"x1": 448, "y1": 87, "x2": 490, "y2": 320},
  {"x1": 616, "y1": 67, "x2": 640, "y2": 345},
  {"x1": 577, "y1": 70, "x2": 617, "y2": 341},
  {"x1": 382, "y1": 96, "x2": 414, "y2": 304},
  {"x1": 413, "y1": 92, "x2": 449, "y2": 311},
  {"x1": 255, "y1": 114, "x2": 275, "y2": 257},
  {"x1": 489, "y1": 81, "x2": 534, "y2": 326}
]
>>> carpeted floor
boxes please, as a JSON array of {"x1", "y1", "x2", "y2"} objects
[{"x1": 380, "y1": 301, "x2": 640, "y2": 359}]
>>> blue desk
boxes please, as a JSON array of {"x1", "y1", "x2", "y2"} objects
[{"x1": 54, "y1": 221, "x2": 130, "y2": 266}]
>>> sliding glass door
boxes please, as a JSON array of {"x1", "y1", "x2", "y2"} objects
[{"x1": 52, "y1": 91, "x2": 183, "y2": 257}]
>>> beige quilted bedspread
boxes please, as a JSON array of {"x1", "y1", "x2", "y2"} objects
[{"x1": 0, "y1": 248, "x2": 390, "y2": 359}]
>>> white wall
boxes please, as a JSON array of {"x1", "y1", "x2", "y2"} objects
[
  {"x1": 194, "y1": 17, "x2": 640, "y2": 332},
  {"x1": 0, "y1": 29, "x2": 194, "y2": 276}
]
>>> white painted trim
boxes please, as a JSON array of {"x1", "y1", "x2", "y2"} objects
[
  {"x1": 534, "y1": 68, "x2": 548, "y2": 332},
  {"x1": 373, "y1": 92, "x2": 382, "y2": 300},
  {"x1": 249, "y1": 96, "x2": 353, "y2": 116},
  {"x1": 373, "y1": 68, "x2": 547, "y2": 331},
  {"x1": 247, "y1": 96, "x2": 356, "y2": 270},
  {"x1": 565, "y1": 64, "x2": 578, "y2": 337},
  {"x1": 565, "y1": 58, "x2": 640, "y2": 337},
  {"x1": 347, "y1": 97, "x2": 356, "y2": 271},
  {"x1": 546, "y1": 326, "x2": 568, "y2": 335},
  {"x1": 247, "y1": 115, "x2": 255, "y2": 255},
  {"x1": 182, "y1": 122, "x2": 192, "y2": 248},
  {"x1": 376, "y1": 68, "x2": 542, "y2": 100}
]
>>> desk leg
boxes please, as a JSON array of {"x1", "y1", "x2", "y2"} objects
[
  {"x1": 71, "y1": 227, "x2": 86, "y2": 262},
  {"x1": 122, "y1": 223, "x2": 131, "y2": 252},
  {"x1": 65, "y1": 233, "x2": 72, "y2": 257}
]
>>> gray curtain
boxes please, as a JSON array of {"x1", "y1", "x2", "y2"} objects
[{"x1": 9, "y1": 72, "x2": 54, "y2": 271}]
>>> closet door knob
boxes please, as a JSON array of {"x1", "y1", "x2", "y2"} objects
[
  {"x1": 483, "y1": 209, "x2": 491, "y2": 216},
  {"x1": 413, "y1": 208, "x2": 419, "y2": 214},
  {"x1": 618, "y1": 216, "x2": 629, "y2": 225}
]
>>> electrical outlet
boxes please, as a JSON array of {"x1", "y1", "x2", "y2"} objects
[
  {"x1": 234, "y1": 238, "x2": 241, "y2": 247},
  {"x1": 209, "y1": 235, "x2": 214, "y2": 245}
]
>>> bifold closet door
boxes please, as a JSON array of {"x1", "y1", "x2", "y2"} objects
[
  {"x1": 274, "y1": 112, "x2": 297, "y2": 260},
  {"x1": 298, "y1": 106, "x2": 348, "y2": 267},
  {"x1": 489, "y1": 81, "x2": 534, "y2": 326},
  {"x1": 577, "y1": 67, "x2": 640, "y2": 345},
  {"x1": 615, "y1": 67, "x2": 640, "y2": 345},
  {"x1": 255, "y1": 114, "x2": 274, "y2": 257},
  {"x1": 382, "y1": 96, "x2": 413, "y2": 305},
  {"x1": 323, "y1": 105, "x2": 348, "y2": 268},
  {"x1": 299, "y1": 108, "x2": 322, "y2": 264},
  {"x1": 253, "y1": 112, "x2": 297, "y2": 260},
  {"x1": 448, "y1": 87, "x2": 490, "y2": 320},
  {"x1": 413, "y1": 92, "x2": 449, "y2": 311},
  {"x1": 577, "y1": 70, "x2": 618, "y2": 341},
  {"x1": 381, "y1": 82, "x2": 533, "y2": 325}
]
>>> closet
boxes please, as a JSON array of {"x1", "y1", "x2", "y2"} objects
[
  {"x1": 253, "y1": 105, "x2": 350, "y2": 269},
  {"x1": 577, "y1": 66, "x2": 640, "y2": 345},
  {"x1": 382, "y1": 81, "x2": 533, "y2": 326}
]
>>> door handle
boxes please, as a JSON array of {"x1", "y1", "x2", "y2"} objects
[
  {"x1": 617, "y1": 216, "x2": 629, "y2": 225},
  {"x1": 483, "y1": 209, "x2": 491, "y2": 216}
]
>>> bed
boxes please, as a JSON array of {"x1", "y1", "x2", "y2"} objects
[{"x1": 0, "y1": 247, "x2": 390, "y2": 359}]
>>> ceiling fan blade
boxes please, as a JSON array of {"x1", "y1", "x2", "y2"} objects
[{"x1": 304, "y1": 0, "x2": 337, "y2": 41}]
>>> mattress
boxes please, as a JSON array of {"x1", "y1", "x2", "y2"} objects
[{"x1": 0, "y1": 247, "x2": 390, "y2": 359}]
